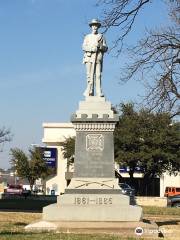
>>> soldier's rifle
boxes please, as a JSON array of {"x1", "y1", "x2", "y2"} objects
[{"x1": 90, "y1": 35, "x2": 103, "y2": 96}]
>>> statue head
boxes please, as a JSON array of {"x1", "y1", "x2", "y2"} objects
[{"x1": 89, "y1": 19, "x2": 101, "y2": 28}]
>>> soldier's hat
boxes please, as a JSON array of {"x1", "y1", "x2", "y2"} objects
[{"x1": 89, "y1": 19, "x2": 101, "y2": 27}]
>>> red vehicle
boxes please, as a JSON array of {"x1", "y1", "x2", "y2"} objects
[
  {"x1": 4, "y1": 184, "x2": 23, "y2": 195},
  {"x1": 164, "y1": 187, "x2": 180, "y2": 197}
]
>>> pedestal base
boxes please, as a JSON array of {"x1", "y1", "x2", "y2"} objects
[
  {"x1": 43, "y1": 192, "x2": 142, "y2": 222},
  {"x1": 25, "y1": 220, "x2": 159, "y2": 238}
]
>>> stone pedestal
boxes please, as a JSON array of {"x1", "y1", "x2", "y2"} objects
[{"x1": 42, "y1": 96, "x2": 143, "y2": 222}]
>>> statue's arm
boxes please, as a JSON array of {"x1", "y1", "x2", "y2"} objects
[{"x1": 99, "y1": 36, "x2": 108, "y2": 52}]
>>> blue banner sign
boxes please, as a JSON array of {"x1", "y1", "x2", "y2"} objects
[
  {"x1": 119, "y1": 166, "x2": 143, "y2": 173},
  {"x1": 40, "y1": 147, "x2": 57, "y2": 168}
]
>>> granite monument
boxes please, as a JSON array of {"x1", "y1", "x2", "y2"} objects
[{"x1": 42, "y1": 19, "x2": 142, "y2": 222}]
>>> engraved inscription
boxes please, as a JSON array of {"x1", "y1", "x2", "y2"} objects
[
  {"x1": 86, "y1": 134, "x2": 104, "y2": 151},
  {"x1": 74, "y1": 197, "x2": 112, "y2": 205}
]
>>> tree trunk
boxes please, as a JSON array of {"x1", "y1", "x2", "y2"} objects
[
  {"x1": 128, "y1": 161, "x2": 136, "y2": 186},
  {"x1": 28, "y1": 178, "x2": 35, "y2": 193},
  {"x1": 129, "y1": 169, "x2": 134, "y2": 183},
  {"x1": 141, "y1": 172, "x2": 154, "y2": 196}
]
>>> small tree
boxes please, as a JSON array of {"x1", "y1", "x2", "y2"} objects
[
  {"x1": 0, "y1": 127, "x2": 12, "y2": 152},
  {"x1": 10, "y1": 147, "x2": 51, "y2": 192},
  {"x1": 60, "y1": 137, "x2": 75, "y2": 172}
]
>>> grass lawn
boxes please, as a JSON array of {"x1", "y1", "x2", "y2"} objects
[
  {"x1": 0, "y1": 207, "x2": 179, "y2": 240},
  {"x1": 0, "y1": 234, "x2": 135, "y2": 240},
  {"x1": 0, "y1": 212, "x2": 135, "y2": 240},
  {"x1": 143, "y1": 206, "x2": 180, "y2": 215}
]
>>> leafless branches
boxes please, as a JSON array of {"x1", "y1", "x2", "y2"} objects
[
  {"x1": 121, "y1": 27, "x2": 180, "y2": 116},
  {"x1": 97, "y1": 0, "x2": 151, "y2": 53},
  {"x1": 168, "y1": 0, "x2": 180, "y2": 25},
  {"x1": 97, "y1": 0, "x2": 180, "y2": 117}
]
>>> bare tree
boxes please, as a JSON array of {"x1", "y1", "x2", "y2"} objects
[
  {"x1": 97, "y1": 0, "x2": 180, "y2": 117},
  {"x1": 0, "y1": 127, "x2": 11, "y2": 152},
  {"x1": 97, "y1": 0, "x2": 151, "y2": 54},
  {"x1": 121, "y1": 27, "x2": 180, "y2": 116}
]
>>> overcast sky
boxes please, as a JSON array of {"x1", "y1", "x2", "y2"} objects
[{"x1": 0, "y1": 0, "x2": 169, "y2": 169}]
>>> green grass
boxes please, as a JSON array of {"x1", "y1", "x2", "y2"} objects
[
  {"x1": 0, "y1": 232, "x2": 137, "y2": 240},
  {"x1": 143, "y1": 206, "x2": 180, "y2": 215},
  {"x1": 0, "y1": 205, "x2": 179, "y2": 239},
  {"x1": 0, "y1": 212, "x2": 138, "y2": 240}
]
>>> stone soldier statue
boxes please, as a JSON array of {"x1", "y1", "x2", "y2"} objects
[{"x1": 82, "y1": 19, "x2": 108, "y2": 97}]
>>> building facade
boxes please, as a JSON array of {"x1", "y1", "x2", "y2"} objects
[{"x1": 42, "y1": 123, "x2": 75, "y2": 195}]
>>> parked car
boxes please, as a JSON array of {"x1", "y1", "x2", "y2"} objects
[
  {"x1": 4, "y1": 184, "x2": 23, "y2": 195},
  {"x1": 164, "y1": 186, "x2": 180, "y2": 197},
  {"x1": 119, "y1": 183, "x2": 135, "y2": 196},
  {"x1": 167, "y1": 194, "x2": 180, "y2": 207},
  {"x1": 119, "y1": 183, "x2": 135, "y2": 205}
]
